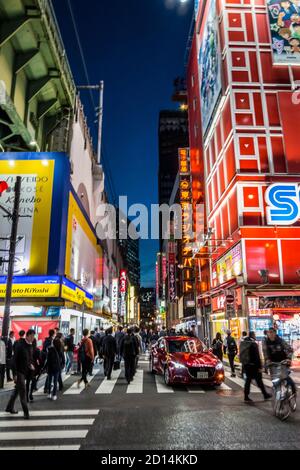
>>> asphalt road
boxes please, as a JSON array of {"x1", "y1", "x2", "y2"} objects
[{"x1": 0, "y1": 355, "x2": 299, "y2": 450}]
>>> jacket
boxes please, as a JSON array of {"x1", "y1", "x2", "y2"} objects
[
  {"x1": 6, "y1": 338, "x2": 14, "y2": 360},
  {"x1": 46, "y1": 345, "x2": 65, "y2": 374},
  {"x1": 12, "y1": 340, "x2": 33, "y2": 376},
  {"x1": 89, "y1": 335, "x2": 98, "y2": 356},
  {"x1": 120, "y1": 334, "x2": 139, "y2": 357},
  {"x1": 43, "y1": 336, "x2": 53, "y2": 353},
  {"x1": 102, "y1": 334, "x2": 117, "y2": 357},
  {"x1": 263, "y1": 336, "x2": 293, "y2": 363},
  {"x1": 242, "y1": 338, "x2": 262, "y2": 369},
  {"x1": 81, "y1": 337, "x2": 95, "y2": 361},
  {"x1": 0, "y1": 339, "x2": 6, "y2": 365}
]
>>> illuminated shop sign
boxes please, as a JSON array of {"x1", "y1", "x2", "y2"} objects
[
  {"x1": 265, "y1": 183, "x2": 300, "y2": 225},
  {"x1": 179, "y1": 148, "x2": 195, "y2": 295},
  {"x1": 212, "y1": 243, "x2": 243, "y2": 287},
  {"x1": 61, "y1": 277, "x2": 94, "y2": 309},
  {"x1": 111, "y1": 278, "x2": 119, "y2": 314},
  {"x1": 168, "y1": 252, "x2": 177, "y2": 303},
  {"x1": 0, "y1": 276, "x2": 60, "y2": 298},
  {"x1": 119, "y1": 270, "x2": 127, "y2": 319}
]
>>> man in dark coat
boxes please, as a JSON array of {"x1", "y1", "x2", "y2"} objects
[
  {"x1": 6, "y1": 331, "x2": 15, "y2": 382},
  {"x1": 120, "y1": 328, "x2": 139, "y2": 384},
  {"x1": 102, "y1": 328, "x2": 117, "y2": 380},
  {"x1": 241, "y1": 331, "x2": 272, "y2": 403},
  {"x1": 5, "y1": 329, "x2": 35, "y2": 419}
]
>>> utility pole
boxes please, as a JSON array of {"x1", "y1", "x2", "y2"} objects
[
  {"x1": 77, "y1": 81, "x2": 104, "y2": 164},
  {"x1": 0, "y1": 176, "x2": 21, "y2": 388}
]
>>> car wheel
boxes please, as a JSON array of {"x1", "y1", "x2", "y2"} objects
[
  {"x1": 164, "y1": 366, "x2": 172, "y2": 386},
  {"x1": 149, "y1": 356, "x2": 156, "y2": 374}
]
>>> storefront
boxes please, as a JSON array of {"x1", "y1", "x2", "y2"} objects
[
  {"x1": 209, "y1": 291, "x2": 248, "y2": 343},
  {"x1": 247, "y1": 293, "x2": 300, "y2": 366}
]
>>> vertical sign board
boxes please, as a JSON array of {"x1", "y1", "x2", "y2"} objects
[
  {"x1": 198, "y1": 0, "x2": 222, "y2": 136},
  {"x1": 266, "y1": 0, "x2": 300, "y2": 65},
  {"x1": 119, "y1": 270, "x2": 127, "y2": 321},
  {"x1": 162, "y1": 253, "x2": 167, "y2": 301},
  {"x1": 111, "y1": 278, "x2": 119, "y2": 314},
  {"x1": 168, "y1": 252, "x2": 177, "y2": 303},
  {"x1": 179, "y1": 148, "x2": 195, "y2": 296}
]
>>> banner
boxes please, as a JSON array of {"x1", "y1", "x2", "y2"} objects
[
  {"x1": 198, "y1": 0, "x2": 222, "y2": 135},
  {"x1": 267, "y1": 0, "x2": 300, "y2": 65},
  {"x1": 111, "y1": 278, "x2": 119, "y2": 314},
  {"x1": 0, "y1": 275, "x2": 60, "y2": 299}
]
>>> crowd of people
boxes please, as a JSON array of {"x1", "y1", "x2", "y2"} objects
[{"x1": 212, "y1": 327, "x2": 296, "y2": 403}]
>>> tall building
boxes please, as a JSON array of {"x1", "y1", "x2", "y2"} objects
[
  {"x1": 139, "y1": 287, "x2": 156, "y2": 325},
  {"x1": 118, "y1": 214, "x2": 141, "y2": 289},
  {"x1": 186, "y1": 0, "x2": 300, "y2": 362}
]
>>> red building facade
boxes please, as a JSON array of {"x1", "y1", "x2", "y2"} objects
[{"x1": 187, "y1": 0, "x2": 300, "y2": 362}]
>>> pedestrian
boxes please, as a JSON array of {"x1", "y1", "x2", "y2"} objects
[
  {"x1": 140, "y1": 328, "x2": 148, "y2": 354},
  {"x1": 77, "y1": 329, "x2": 94, "y2": 389},
  {"x1": 55, "y1": 332, "x2": 65, "y2": 391},
  {"x1": 239, "y1": 331, "x2": 248, "y2": 378},
  {"x1": 0, "y1": 337, "x2": 6, "y2": 389},
  {"x1": 133, "y1": 327, "x2": 142, "y2": 374},
  {"x1": 26, "y1": 339, "x2": 43, "y2": 402},
  {"x1": 159, "y1": 326, "x2": 167, "y2": 338},
  {"x1": 240, "y1": 331, "x2": 272, "y2": 403},
  {"x1": 89, "y1": 331, "x2": 98, "y2": 376},
  {"x1": 6, "y1": 331, "x2": 15, "y2": 382},
  {"x1": 5, "y1": 329, "x2": 35, "y2": 419},
  {"x1": 212, "y1": 332, "x2": 223, "y2": 361},
  {"x1": 64, "y1": 328, "x2": 75, "y2": 374},
  {"x1": 262, "y1": 329, "x2": 269, "y2": 374},
  {"x1": 150, "y1": 330, "x2": 159, "y2": 344},
  {"x1": 120, "y1": 328, "x2": 139, "y2": 384},
  {"x1": 102, "y1": 328, "x2": 117, "y2": 380},
  {"x1": 188, "y1": 325, "x2": 197, "y2": 338},
  {"x1": 224, "y1": 330, "x2": 238, "y2": 377},
  {"x1": 115, "y1": 326, "x2": 125, "y2": 362},
  {"x1": 46, "y1": 337, "x2": 65, "y2": 401},
  {"x1": 13, "y1": 330, "x2": 25, "y2": 354}
]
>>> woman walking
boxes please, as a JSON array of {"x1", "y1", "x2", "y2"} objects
[
  {"x1": 46, "y1": 337, "x2": 65, "y2": 401},
  {"x1": 212, "y1": 332, "x2": 224, "y2": 362},
  {"x1": 77, "y1": 329, "x2": 95, "y2": 389}
]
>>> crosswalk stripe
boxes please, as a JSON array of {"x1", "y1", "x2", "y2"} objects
[
  {"x1": 36, "y1": 372, "x2": 71, "y2": 395},
  {"x1": 226, "y1": 374, "x2": 261, "y2": 393},
  {"x1": 95, "y1": 369, "x2": 122, "y2": 394},
  {"x1": 219, "y1": 383, "x2": 232, "y2": 391},
  {"x1": 0, "y1": 446, "x2": 81, "y2": 450},
  {"x1": 0, "y1": 419, "x2": 95, "y2": 428},
  {"x1": 155, "y1": 376, "x2": 174, "y2": 393},
  {"x1": 0, "y1": 410, "x2": 99, "y2": 418},
  {"x1": 64, "y1": 369, "x2": 100, "y2": 395},
  {"x1": 127, "y1": 370, "x2": 143, "y2": 393},
  {"x1": 0, "y1": 430, "x2": 88, "y2": 441}
]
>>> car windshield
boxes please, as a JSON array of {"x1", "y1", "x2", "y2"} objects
[{"x1": 167, "y1": 339, "x2": 205, "y2": 354}]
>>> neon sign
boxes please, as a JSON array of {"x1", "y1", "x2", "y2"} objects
[{"x1": 265, "y1": 183, "x2": 300, "y2": 226}]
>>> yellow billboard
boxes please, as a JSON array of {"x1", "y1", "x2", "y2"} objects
[{"x1": 0, "y1": 159, "x2": 55, "y2": 275}]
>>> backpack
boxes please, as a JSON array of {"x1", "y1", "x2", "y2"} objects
[
  {"x1": 123, "y1": 335, "x2": 135, "y2": 356},
  {"x1": 227, "y1": 336, "x2": 237, "y2": 354},
  {"x1": 239, "y1": 340, "x2": 252, "y2": 365},
  {"x1": 78, "y1": 342, "x2": 87, "y2": 363}
]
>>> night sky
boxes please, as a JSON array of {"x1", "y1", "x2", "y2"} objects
[{"x1": 53, "y1": 0, "x2": 194, "y2": 286}]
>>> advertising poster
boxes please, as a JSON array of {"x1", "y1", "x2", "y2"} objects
[
  {"x1": 198, "y1": 0, "x2": 222, "y2": 135},
  {"x1": 267, "y1": 0, "x2": 300, "y2": 65},
  {"x1": 0, "y1": 159, "x2": 55, "y2": 275},
  {"x1": 65, "y1": 191, "x2": 101, "y2": 295},
  {"x1": 213, "y1": 243, "x2": 243, "y2": 286},
  {"x1": 11, "y1": 320, "x2": 59, "y2": 349}
]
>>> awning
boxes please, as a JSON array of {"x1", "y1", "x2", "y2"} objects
[{"x1": 249, "y1": 290, "x2": 300, "y2": 297}]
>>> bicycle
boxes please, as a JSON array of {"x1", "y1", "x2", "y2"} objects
[{"x1": 269, "y1": 360, "x2": 297, "y2": 421}]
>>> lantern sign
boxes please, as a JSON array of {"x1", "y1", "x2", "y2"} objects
[
  {"x1": 119, "y1": 270, "x2": 127, "y2": 321},
  {"x1": 0, "y1": 181, "x2": 8, "y2": 195}
]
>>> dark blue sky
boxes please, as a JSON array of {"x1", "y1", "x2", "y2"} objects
[{"x1": 53, "y1": 0, "x2": 194, "y2": 286}]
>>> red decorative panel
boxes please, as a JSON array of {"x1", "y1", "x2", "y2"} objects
[
  {"x1": 228, "y1": 12, "x2": 242, "y2": 28},
  {"x1": 281, "y1": 240, "x2": 300, "y2": 284},
  {"x1": 211, "y1": 137, "x2": 216, "y2": 168},
  {"x1": 245, "y1": 240, "x2": 280, "y2": 284},
  {"x1": 239, "y1": 136, "x2": 255, "y2": 156},
  {"x1": 253, "y1": 94, "x2": 264, "y2": 126},
  {"x1": 236, "y1": 113, "x2": 254, "y2": 126},
  {"x1": 228, "y1": 189, "x2": 239, "y2": 234},
  {"x1": 243, "y1": 213, "x2": 263, "y2": 226},
  {"x1": 260, "y1": 52, "x2": 290, "y2": 84},
  {"x1": 216, "y1": 121, "x2": 223, "y2": 155},
  {"x1": 243, "y1": 187, "x2": 259, "y2": 208},
  {"x1": 278, "y1": 92, "x2": 300, "y2": 174},
  {"x1": 225, "y1": 141, "x2": 236, "y2": 183},
  {"x1": 228, "y1": 30, "x2": 246, "y2": 42},
  {"x1": 215, "y1": 212, "x2": 222, "y2": 240},
  {"x1": 240, "y1": 160, "x2": 259, "y2": 172},
  {"x1": 232, "y1": 70, "x2": 250, "y2": 82},
  {"x1": 218, "y1": 159, "x2": 225, "y2": 195},
  {"x1": 222, "y1": 99, "x2": 233, "y2": 143},
  {"x1": 232, "y1": 51, "x2": 246, "y2": 68},
  {"x1": 245, "y1": 13, "x2": 255, "y2": 42},
  {"x1": 255, "y1": 12, "x2": 270, "y2": 43},
  {"x1": 271, "y1": 136, "x2": 287, "y2": 173},
  {"x1": 266, "y1": 94, "x2": 280, "y2": 127},
  {"x1": 257, "y1": 137, "x2": 269, "y2": 173},
  {"x1": 205, "y1": 148, "x2": 211, "y2": 175},
  {"x1": 235, "y1": 93, "x2": 250, "y2": 110},
  {"x1": 222, "y1": 205, "x2": 229, "y2": 240},
  {"x1": 249, "y1": 52, "x2": 259, "y2": 83}
]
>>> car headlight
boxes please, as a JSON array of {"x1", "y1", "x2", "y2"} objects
[
  {"x1": 215, "y1": 362, "x2": 224, "y2": 370},
  {"x1": 170, "y1": 362, "x2": 186, "y2": 370}
]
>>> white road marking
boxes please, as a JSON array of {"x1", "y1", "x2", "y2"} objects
[
  {"x1": 226, "y1": 374, "x2": 261, "y2": 393},
  {"x1": 187, "y1": 387, "x2": 205, "y2": 394},
  {"x1": 218, "y1": 383, "x2": 232, "y2": 391},
  {"x1": 0, "y1": 410, "x2": 99, "y2": 418},
  {"x1": 0, "y1": 419, "x2": 95, "y2": 428},
  {"x1": 0, "y1": 446, "x2": 80, "y2": 450},
  {"x1": 127, "y1": 370, "x2": 143, "y2": 394},
  {"x1": 95, "y1": 369, "x2": 122, "y2": 394},
  {"x1": 155, "y1": 376, "x2": 174, "y2": 393},
  {"x1": 0, "y1": 430, "x2": 88, "y2": 441},
  {"x1": 64, "y1": 369, "x2": 100, "y2": 395}
]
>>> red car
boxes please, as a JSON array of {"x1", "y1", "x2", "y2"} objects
[{"x1": 150, "y1": 336, "x2": 225, "y2": 386}]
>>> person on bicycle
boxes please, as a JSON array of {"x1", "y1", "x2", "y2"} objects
[{"x1": 263, "y1": 327, "x2": 297, "y2": 396}]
